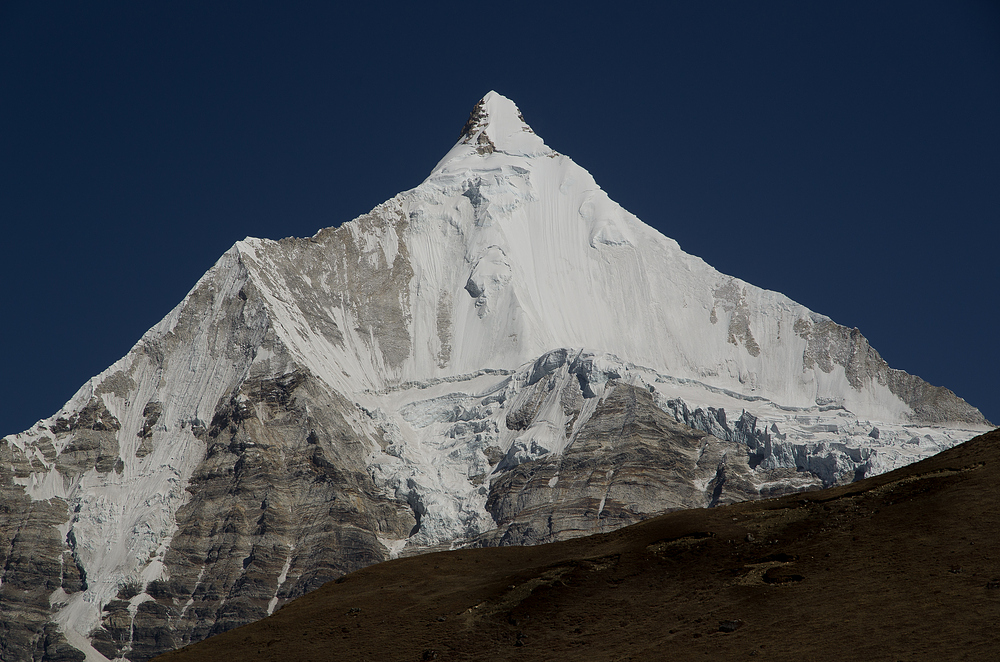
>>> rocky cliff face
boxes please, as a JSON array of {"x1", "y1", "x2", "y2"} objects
[
  {"x1": 0, "y1": 454, "x2": 88, "y2": 662},
  {"x1": 478, "y1": 381, "x2": 822, "y2": 548},
  {"x1": 1, "y1": 92, "x2": 990, "y2": 662},
  {"x1": 795, "y1": 316, "x2": 984, "y2": 424},
  {"x1": 92, "y1": 372, "x2": 415, "y2": 662}
]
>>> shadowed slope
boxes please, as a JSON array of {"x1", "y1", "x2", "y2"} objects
[{"x1": 154, "y1": 427, "x2": 1000, "y2": 662}]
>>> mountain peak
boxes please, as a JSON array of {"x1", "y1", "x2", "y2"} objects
[
  {"x1": 3, "y1": 90, "x2": 990, "y2": 660},
  {"x1": 453, "y1": 91, "x2": 551, "y2": 158}
]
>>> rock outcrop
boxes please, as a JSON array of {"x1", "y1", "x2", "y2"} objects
[
  {"x1": 89, "y1": 372, "x2": 414, "y2": 662},
  {"x1": 795, "y1": 316, "x2": 987, "y2": 425},
  {"x1": 471, "y1": 356, "x2": 825, "y2": 548},
  {"x1": 0, "y1": 450, "x2": 86, "y2": 662}
]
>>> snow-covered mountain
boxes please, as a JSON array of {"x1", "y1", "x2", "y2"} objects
[{"x1": 1, "y1": 92, "x2": 989, "y2": 662}]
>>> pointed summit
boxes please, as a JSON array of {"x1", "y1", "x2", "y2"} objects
[{"x1": 452, "y1": 91, "x2": 551, "y2": 159}]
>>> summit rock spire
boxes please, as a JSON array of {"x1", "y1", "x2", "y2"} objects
[{"x1": 440, "y1": 91, "x2": 552, "y2": 166}]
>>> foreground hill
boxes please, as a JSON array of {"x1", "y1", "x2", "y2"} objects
[{"x1": 155, "y1": 427, "x2": 1000, "y2": 661}]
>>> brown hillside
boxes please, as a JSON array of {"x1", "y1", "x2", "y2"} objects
[{"x1": 155, "y1": 428, "x2": 1000, "y2": 662}]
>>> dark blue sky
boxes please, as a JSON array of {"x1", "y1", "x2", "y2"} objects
[{"x1": 2, "y1": 1, "x2": 998, "y2": 435}]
